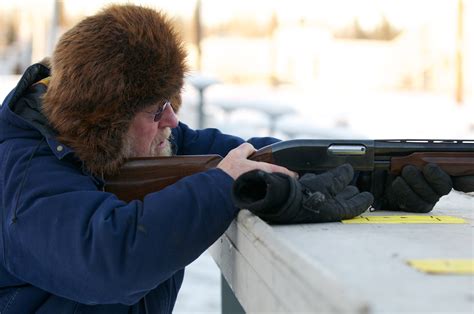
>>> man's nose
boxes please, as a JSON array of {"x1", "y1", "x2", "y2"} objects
[{"x1": 158, "y1": 104, "x2": 178, "y2": 128}]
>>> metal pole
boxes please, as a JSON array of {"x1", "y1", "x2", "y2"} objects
[
  {"x1": 48, "y1": 0, "x2": 61, "y2": 55},
  {"x1": 194, "y1": 0, "x2": 202, "y2": 72},
  {"x1": 198, "y1": 88, "x2": 205, "y2": 129},
  {"x1": 221, "y1": 275, "x2": 245, "y2": 314},
  {"x1": 455, "y1": 0, "x2": 464, "y2": 105}
]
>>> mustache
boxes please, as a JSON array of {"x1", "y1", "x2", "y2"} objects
[
  {"x1": 150, "y1": 129, "x2": 173, "y2": 157},
  {"x1": 151, "y1": 129, "x2": 172, "y2": 147},
  {"x1": 122, "y1": 128, "x2": 174, "y2": 158}
]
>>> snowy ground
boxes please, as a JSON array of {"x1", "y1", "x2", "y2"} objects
[{"x1": 173, "y1": 251, "x2": 221, "y2": 314}]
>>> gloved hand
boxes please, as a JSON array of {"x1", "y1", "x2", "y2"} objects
[
  {"x1": 452, "y1": 175, "x2": 474, "y2": 193},
  {"x1": 232, "y1": 164, "x2": 374, "y2": 224},
  {"x1": 376, "y1": 163, "x2": 473, "y2": 213}
]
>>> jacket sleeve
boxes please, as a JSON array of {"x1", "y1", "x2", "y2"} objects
[
  {"x1": 172, "y1": 122, "x2": 280, "y2": 156},
  {"x1": 1, "y1": 139, "x2": 236, "y2": 305}
]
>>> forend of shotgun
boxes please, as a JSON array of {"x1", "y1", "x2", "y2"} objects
[
  {"x1": 250, "y1": 139, "x2": 474, "y2": 176},
  {"x1": 105, "y1": 139, "x2": 474, "y2": 201}
]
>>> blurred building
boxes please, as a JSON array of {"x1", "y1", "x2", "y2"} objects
[{"x1": 0, "y1": 0, "x2": 472, "y2": 104}]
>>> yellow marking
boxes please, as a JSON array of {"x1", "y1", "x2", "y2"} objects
[
  {"x1": 34, "y1": 77, "x2": 51, "y2": 87},
  {"x1": 407, "y1": 259, "x2": 474, "y2": 275},
  {"x1": 342, "y1": 215, "x2": 466, "y2": 224}
]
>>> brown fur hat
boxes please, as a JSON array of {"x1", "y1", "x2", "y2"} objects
[{"x1": 42, "y1": 4, "x2": 187, "y2": 176}]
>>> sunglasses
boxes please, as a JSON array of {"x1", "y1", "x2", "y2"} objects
[{"x1": 144, "y1": 100, "x2": 171, "y2": 122}]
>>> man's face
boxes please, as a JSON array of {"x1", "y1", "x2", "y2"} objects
[{"x1": 123, "y1": 102, "x2": 179, "y2": 157}]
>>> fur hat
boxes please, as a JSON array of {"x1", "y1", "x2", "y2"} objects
[{"x1": 42, "y1": 4, "x2": 187, "y2": 176}]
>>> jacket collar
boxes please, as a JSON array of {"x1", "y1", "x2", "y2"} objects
[{"x1": 1, "y1": 63, "x2": 73, "y2": 160}]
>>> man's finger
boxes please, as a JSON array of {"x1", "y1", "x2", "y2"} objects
[
  {"x1": 320, "y1": 164, "x2": 354, "y2": 196},
  {"x1": 339, "y1": 191, "x2": 374, "y2": 219},
  {"x1": 318, "y1": 189, "x2": 372, "y2": 221},
  {"x1": 337, "y1": 185, "x2": 360, "y2": 200},
  {"x1": 298, "y1": 164, "x2": 353, "y2": 198},
  {"x1": 392, "y1": 177, "x2": 433, "y2": 213},
  {"x1": 401, "y1": 165, "x2": 439, "y2": 203},
  {"x1": 262, "y1": 162, "x2": 298, "y2": 178},
  {"x1": 422, "y1": 163, "x2": 452, "y2": 196},
  {"x1": 233, "y1": 142, "x2": 256, "y2": 158},
  {"x1": 453, "y1": 176, "x2": 474, "y2": 193}
]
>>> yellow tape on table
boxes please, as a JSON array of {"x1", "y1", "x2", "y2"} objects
[
  {"x1": 342, "y1": 215, "x2": 466, "y2": 224},
  {"x1": 407, "y1": 259, "x2": 474, "y2": 275}
]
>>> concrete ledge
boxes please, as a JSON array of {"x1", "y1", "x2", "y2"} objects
[
  {"x1": 209, "y1": 210, "x2": 370, "y2": 313},
  {"x1": 210, "y1": 190, "x2": 473, "y2": 313}
]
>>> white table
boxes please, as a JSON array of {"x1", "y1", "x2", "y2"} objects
[{"x1": 209, "y1": 191, "x2": 474, "y2": 313}]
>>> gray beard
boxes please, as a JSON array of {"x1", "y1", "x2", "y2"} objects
[{"x1": 122, "y1": 134, "x2": 173, "y2": 158}]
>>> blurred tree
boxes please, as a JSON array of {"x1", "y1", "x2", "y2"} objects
[
  {"x1": 372, "y1": 15, "x2": 401, "y2": 40},
  {"x1": 353, "y1": 18, "x2": 368, "y2": 39},
  {"x1": 206, "y1": 18, "x2": 274, "y2": 38},
  {"x1": 335, "y1": 15, "x2": 401, "y2": 41},
  {"x1": 6, "y1": 21, "x2": 18, "y2": 46},
  {"x1": 194, "y1": 0, "x2": 202, "y2": 71}
]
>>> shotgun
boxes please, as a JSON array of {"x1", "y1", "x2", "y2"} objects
[{"x1": 105, "y1": 139, "x2": 474, "y2": 201}]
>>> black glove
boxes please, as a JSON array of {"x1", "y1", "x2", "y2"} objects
[
  {"x1": 375, "y1": 163, "x2": 465, "y2": 213},
  {"x1": 232, "y1": 164, "x2": 374, "y2": 224},
  {"x1": 452, "y1": 175, "x2": 474, "y2": 193}
]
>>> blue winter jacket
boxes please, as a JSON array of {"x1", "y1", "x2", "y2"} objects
[{"x1": 0, "y1": 63, "x2": 278, "y2": 313}]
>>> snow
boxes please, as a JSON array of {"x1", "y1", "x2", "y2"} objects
[{"x1": 173, "y1": 252, "x2": 221, "y2": 314}]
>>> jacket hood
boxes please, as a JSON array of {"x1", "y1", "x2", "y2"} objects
[
  {"x1": 1, "y1": 63, "x2": 53, "y2": 139},
  {"x1": 42, "y1": 4, "x2": 187, "y2": 176}
]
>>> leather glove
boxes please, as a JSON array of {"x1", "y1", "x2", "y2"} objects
[
  {"x1": 232, "y1": 164, "x2": 374, "y2": 224},
  {"x1": 375, "y1": 163, "x2": 467, "y2": 213}
]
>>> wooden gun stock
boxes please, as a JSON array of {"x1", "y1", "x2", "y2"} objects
[
  {"x1": 390, "y1": 152, "x2": 474, "y2": 176},
  {"x1": 105, "y1": 146, "x2": 275, "y2": 202},
  {"x1": 105, "y1": 155, "x2": 222, "y2": 202}
]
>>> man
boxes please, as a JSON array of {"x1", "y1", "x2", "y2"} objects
[
  {"x1": 0, "y1": 4, "x2": 469, "y2": 313},
  {"x1": 0, "y1": 4, "x2": 367, "y2": 312},
  {"x1": 0, "y1": 4, "x2": 300, "y2": 312}
]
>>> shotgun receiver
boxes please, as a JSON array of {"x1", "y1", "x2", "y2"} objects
[{"x1": 105, "y1": 139, "x2": 474, "y2": 201}]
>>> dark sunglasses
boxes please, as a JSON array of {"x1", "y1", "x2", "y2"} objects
[{"x1": 144, "y1": 100, "x2": 171, "y2": 122}]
